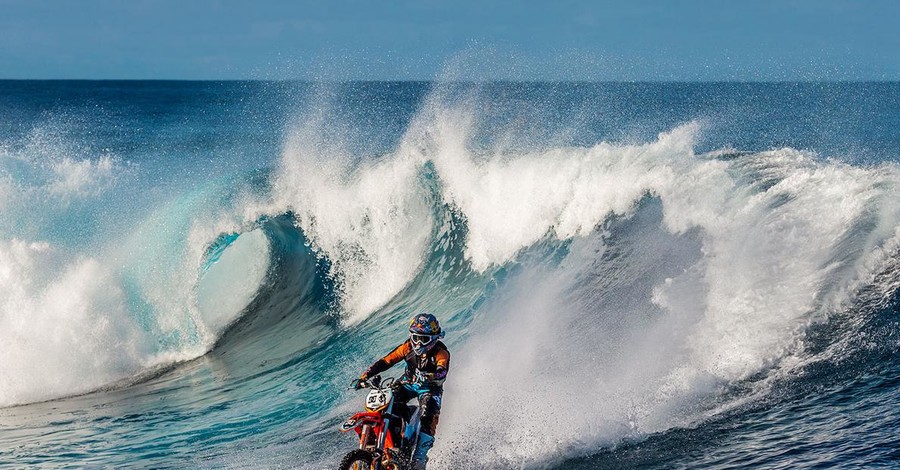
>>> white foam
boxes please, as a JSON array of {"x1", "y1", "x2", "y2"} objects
[
  {"x1": 273, "y1": 118, "x2": 434, "y2": 325},
  {"x1": 432, "y1": 121, "x2": 712, "y2": 270},
  {"x1": 0, "y1": 239, "x2": 151, "y2": 406}
]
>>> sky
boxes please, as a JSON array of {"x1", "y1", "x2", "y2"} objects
[{"x1": 1, "y1": 0, "x2": 899, "y2": 81}]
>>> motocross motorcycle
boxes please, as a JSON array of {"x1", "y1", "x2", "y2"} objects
[{"x1": 338, "y1": 376, "x2": 423, "y2": 470}]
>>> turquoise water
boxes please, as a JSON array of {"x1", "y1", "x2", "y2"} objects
[{"x1": 0, "y1": 81, "x2": 898, "y2": 468}]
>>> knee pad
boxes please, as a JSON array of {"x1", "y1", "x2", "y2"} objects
[{"x1": 419, "y1": 394, "x2": 442, "y2": 433}]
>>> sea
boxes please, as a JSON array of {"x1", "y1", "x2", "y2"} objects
[{"x1": 0, "y1": 80, "x2": 898, "y2": 469}]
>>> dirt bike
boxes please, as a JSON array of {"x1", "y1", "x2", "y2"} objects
[{"x1": 338, "y1": 375, "x2": 423, "y2": 470}]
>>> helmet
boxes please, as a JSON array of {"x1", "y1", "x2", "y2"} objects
[{"x1": 408, "y1": 313, "x2": 444, "y2": 355}]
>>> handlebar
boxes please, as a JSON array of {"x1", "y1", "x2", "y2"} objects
[{"x1": 349, "y1": 375, "x2": 406, "y2": 391}]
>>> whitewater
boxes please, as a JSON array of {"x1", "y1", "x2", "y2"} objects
[{"x1": 0, "y1": 81, "x2": 898, "y2": 469}]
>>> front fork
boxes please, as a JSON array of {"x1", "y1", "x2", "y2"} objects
[
  {"x1": 371, "y1": 399, "x2": 395, "y2": 470},
  {"x1": 358, "y1": 424, "x2": 372, "y2": 449}
]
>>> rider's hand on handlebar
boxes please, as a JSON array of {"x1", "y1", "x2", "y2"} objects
[
  {"x1": 351, "y1": 378, "x2": 366, "y2": 390},
  {"x1": 393, "y1": 376, "x2": 412, "y2": 388}
]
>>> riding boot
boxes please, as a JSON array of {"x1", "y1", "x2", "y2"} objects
[{"x1": 410, "y1": 432, "x2": 434, "y2": 470}]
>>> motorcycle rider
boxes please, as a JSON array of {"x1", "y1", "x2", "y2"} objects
[{"x1": 357, "y1": 313, "x2": 450, "y2": 470}]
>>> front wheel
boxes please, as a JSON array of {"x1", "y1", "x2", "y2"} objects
[{"x1": 338, "y1": 449, "x2": 375, "y2": 470}]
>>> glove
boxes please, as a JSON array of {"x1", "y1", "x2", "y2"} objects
[{"x1": 352, "y1": 376, "x2": 367, "y2": 390}]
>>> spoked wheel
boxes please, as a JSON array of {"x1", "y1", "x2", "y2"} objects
[{"x1": 338, "y1": 449, "x2": 375, "y2": 470}]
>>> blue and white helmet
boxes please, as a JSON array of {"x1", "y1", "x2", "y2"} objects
[{"x1": 408, "y1": 312, "x2": 444, "y2": 355}]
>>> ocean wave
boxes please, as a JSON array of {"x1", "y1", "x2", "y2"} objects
[{"x1": 1, "y1": 83, "x2": 899, "y2": 470}]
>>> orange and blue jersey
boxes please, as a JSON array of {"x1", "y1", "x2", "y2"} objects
[{"x1": 363, "y1": 340, "x2": 450, "y2": 389}]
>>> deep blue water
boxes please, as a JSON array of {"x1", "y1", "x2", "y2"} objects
[{"x1": 0, "y1": 81, "x2": 898, "y2": 469}]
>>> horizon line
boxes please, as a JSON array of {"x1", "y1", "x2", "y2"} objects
[{"x1": 2, "y1": 78, "x2": 900, "y2": 84}]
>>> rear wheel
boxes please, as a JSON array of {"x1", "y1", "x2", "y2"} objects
[{"x1": 338, "y1": 449, "x2": 375, "y2": 470}]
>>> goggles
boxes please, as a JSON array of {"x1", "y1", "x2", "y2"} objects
[{"x1": 410, "y1": 333, "x2": 437, "y2": 345}]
